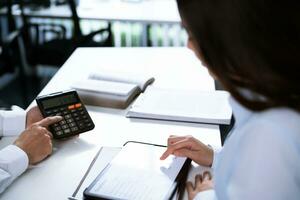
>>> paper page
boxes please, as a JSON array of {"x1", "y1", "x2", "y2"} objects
[
  {"x1": 127, "y1": 87, "x2": 232, "y2": 124},
  {"x1": 89, "y1": 71, "x2": 154, "y2": 91},
  {"x1": 70, "y1": 147, "x2": 121, "y2": 200},
  {"x1": 88, "y1": 143, "x2": 187, "y2": 200}
]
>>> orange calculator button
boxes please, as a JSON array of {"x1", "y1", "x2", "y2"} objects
[
  {"x1": 75, "y1": 103, "x2": 82, "y2": 108},
  {"x1": 68, "y1": 105, "x2": 75, "y2": 110}
]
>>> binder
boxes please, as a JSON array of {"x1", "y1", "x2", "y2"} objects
[{"x1": 83, "y1": 141, "x2": 191, "y2": 200}]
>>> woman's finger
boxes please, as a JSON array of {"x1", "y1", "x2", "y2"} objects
[
  {"x1": 195, "y1": 174, "x2": 202, "y2": 184},
  {"x1": 173, "y1": 148, "x2": 195, "y2": 159},
  {"x1": 167, "y1": 135, "x2": 187, "y2": 145},
  {"x1": 203, "y1": 171, "x2": 212, "y2": 181},
  {"x1": 160, "y1": 138, "x2": 193, "y2": 160},
  {"x1": 186, "y1": 181, "x2": 194, "y2": 194}
]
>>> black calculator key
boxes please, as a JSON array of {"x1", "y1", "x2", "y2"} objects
[
  {"x1": 54, "y1": 126, "x2": 62, "y2": 131},
  {"x1": 56, "y1": 131, "x2": 63, "y2": 136},
  {"x1": 69, "y1": 122, "x2": 76, "y2": 127},
  {"x1": 53, "y1": 109, "x2": 59, "y2": 113},
  {"x1": 66, "y1": 118, "x2": 74, "y2": 123},
  {"x1": 78, "y1": 122, "x2": 85, "y2": 129},
  {"x1": 84, "y1": 119, "x2": 90, "y2": 123},
  {"x1": 75, "y1": 116, "x2": 81, "y2": 121},
  {"x1": 63, "y1": 111, "x2": 69, "y2": 115},
  {"x1": 71, "y1": 109, "x2": 77, "y2": 113},
  {"x1": 65, "y1": 114, "x2": 72, "y2": 119},
  {"x1": 45, "y1": 111, "x2": 52, "y2": 115},
  {"x1": 82, "y1": 115, "x2": 88, "y2": 119},
  {"x1": 60, "y1": 108, "x2": 65, "y2": 111},
  {"x1": 72, "y1": 113, "x2": 79, "y2": 117},
  {"x1": 64, "y1": 129, "x2": 71, "y2": 134},
  {"x1": 62, "y1": 125, "x2": 69, "y2": 129},
  {"x1": 59, "y1": 120, "x2": 66, "y2": 125},
  {"x1": 53, "y1": 123, "x2": 59, "y2": 127},
  {"x1": 71, "y1": 127, "x2": 79, "y2": 132},
  {"x1": 86, "y1": 123, "x2": 93, "y2": 127}
]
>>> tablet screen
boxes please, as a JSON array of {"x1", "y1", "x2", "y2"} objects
[{"x1": 86, "y1": 142, "x2": 188, "y2": 200}]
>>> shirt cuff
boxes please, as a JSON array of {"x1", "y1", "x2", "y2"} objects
[
  {"x1": 0, "y1": 145, "x2": 29, "y2": 178},
  {"x1": 194, "y1": 190, "x2": 217, "y2": 200},
  {"x1": 211, "y1": 148, "x2": 222, "y2": 169},
  {"x1": 1, "y1": 106, "x2": 26, "y2": 136}
]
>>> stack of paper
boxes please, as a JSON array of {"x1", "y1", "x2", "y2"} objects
[{"x1": 127, "y1": 87, "x2": 232, "y2": 125}]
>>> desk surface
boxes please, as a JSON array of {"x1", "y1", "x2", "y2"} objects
[
  {"x1": 0, "y1": 47, "x2": 220, "y2": 200},
  {"x1": 4, "y1": 0, "x2": 180, "y2": 24}
]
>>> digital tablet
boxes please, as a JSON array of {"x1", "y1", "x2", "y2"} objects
[{"x1": 84, "y1": 141, "x2": 191, "y2": 200}]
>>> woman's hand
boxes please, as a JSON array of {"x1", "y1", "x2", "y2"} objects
[
  {"x1": 160, "y1": 135, "x2": 214, "y2": 167},
  {"x1": 187, "y1": 171, "x2": 214, "y2": 200}
]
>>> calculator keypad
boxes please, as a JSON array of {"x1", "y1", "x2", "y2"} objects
[{"x1": 45, "y1": 103, "x2": 94, "y2": 138}]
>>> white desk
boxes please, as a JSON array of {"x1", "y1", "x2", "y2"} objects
[{"x1": 0, "y1": 47, "x2": 221, "y2": 200}]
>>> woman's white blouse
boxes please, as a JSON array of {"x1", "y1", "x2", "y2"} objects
[{"x1": 195, "y1": 97, "x2": 300, "y2": 200}]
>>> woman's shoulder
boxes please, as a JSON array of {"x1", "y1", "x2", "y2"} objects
[
  {"x1": 253, "y1": 107, "x2": 300, "y2": 133},
  {"x1": 221, "y1": 108, "x2": 300, "y2": 200},
  {"x1": 241, "y1": 107, "x2": 300, "y2": 148}
]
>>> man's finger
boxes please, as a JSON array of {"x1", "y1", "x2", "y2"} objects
[
  {"x1": 45, "y1": 130, "x2": 53, "y2": 139},
  {"x1": 37, "y1": 116, "x2": 63, "y2": 127}
]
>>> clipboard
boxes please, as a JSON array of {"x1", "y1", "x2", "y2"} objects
[{"x1": 83, "y1": 141, "x2": 191, "y2": 200}]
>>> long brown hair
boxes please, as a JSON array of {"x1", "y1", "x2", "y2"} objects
[{"x1": 177, "y1": 0, "x2": 300, "y2": 112}]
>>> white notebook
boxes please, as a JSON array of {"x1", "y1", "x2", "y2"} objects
[
  {"x1": 71, "y1": 71, "x2": 155, "y2": 109},
  {"x1": 127, "y1": 87, "x2": 232, "y2": 125}
]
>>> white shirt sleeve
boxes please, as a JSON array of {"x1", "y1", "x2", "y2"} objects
[
  {"x1": 211, "y1": 147, "x2": 221, "y2": 169},
  {"x1": 0, "y1": 106, "x2": 26, "y2": 137},
  {"x1": 0, "y1": 145, "x2": 29, "y2": 193}
]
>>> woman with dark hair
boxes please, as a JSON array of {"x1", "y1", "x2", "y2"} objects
[{"x1": 160, "y1": 0, "x2": 300, "y2": 199}]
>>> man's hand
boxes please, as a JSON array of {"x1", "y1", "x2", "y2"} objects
[
  {"x1": 14, "y1": 116, "x2": 62, "y2": 165},
  {"x1": 26, "y1": 106, "x2": 44, "y2": 128},
  {"x1": 187, "y1": 171, "x2": 214, "y2": 200},
  {"x1": 160, "y1": 135, "x2": 214, "y2": 167}
]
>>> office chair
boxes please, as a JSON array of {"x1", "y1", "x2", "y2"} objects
[
  {"x1": 0, "y1": 0, "x2": 22, "y2": 75},
  {"x1": 0, "y1": 35, "x2": 15, "y2": 75},
  {"x1": 0, "y1": 27, "x2": 29, "y2": 106},
  {"x1": 16, "y1": 0, "x2": 113, "y2": 67}
]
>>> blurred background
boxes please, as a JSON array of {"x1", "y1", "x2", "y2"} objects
[{"x1": 0, "y1": 0, "x2": 187, "y2": 108}]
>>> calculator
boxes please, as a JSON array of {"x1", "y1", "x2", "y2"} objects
[{"x1": 36, "y1": 90, "x2": 95, "y2": 139}]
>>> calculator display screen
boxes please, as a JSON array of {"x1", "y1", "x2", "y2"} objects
[{"x1": 42, "y1": 94, "x2": 78, "y2": 109}]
